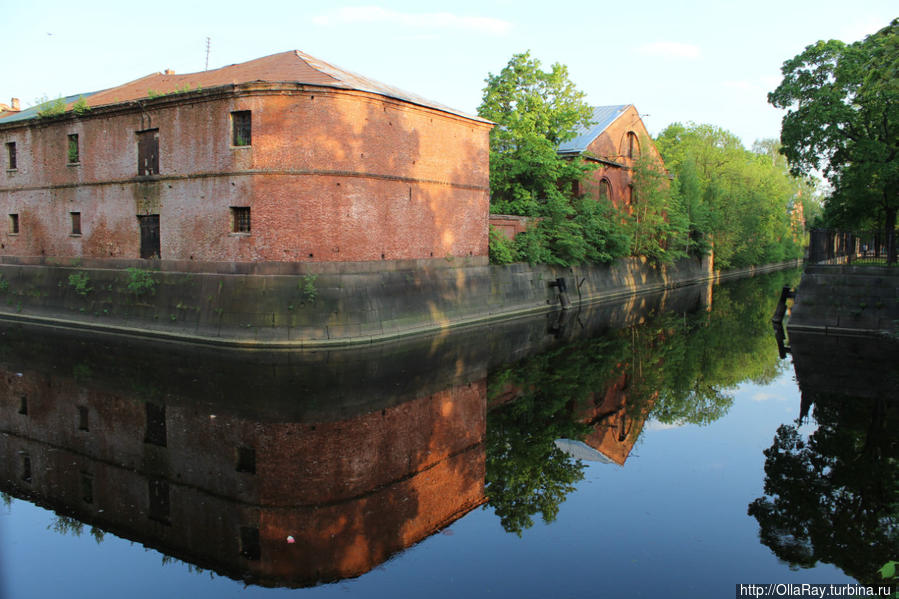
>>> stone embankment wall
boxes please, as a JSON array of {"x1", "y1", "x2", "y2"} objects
[
  {"x1": 788, "y1": 264, "x2": 899, "y2": 337},
  {"x1": 0, "y1": 255, "x2": 796, "y2": 347}
]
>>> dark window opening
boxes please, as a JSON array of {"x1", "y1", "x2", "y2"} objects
[
  {"x1": 148, "y1": 479, "x2": 170, "y2": 523},
  {"x1": 231, "y1": 111, "x2": 251, "y2": 146},
  {"x1": 626, "y1": 132, "x2": 639, "y2": 160},
  {"x1": 78, "y1": 405, "x2": 89, "y2": 431},
  {"x1": 6, "y1": 142, "x2": 16, "y2": 170},
  {"x1": 231, "y1": 207, "x2": 250, "y2": 233},
  {"x1": 67, "y1": 134, "x2": 79, "y2": 164},
  {"x1": 70, "y1": 212, "x2": 81, "y2": 235},
  {"x1": 599, "y1": 179, "x2": 612, "y2": 202},
  {"x1": 236, "y1": 446, "x2": 256, "y2": 474},
  {"x1": 22, "y1": 454, "x2": 32, "y2": 483},
  {"x1": 145, "y1": 402, "x2": 167, "y2": 447},
  {"x1": 137, "y1": 129, "x2": 159, "y2": 176},
  {"x1": 18, "y1": 396, "x2": 27, "y2": 415},
  {"x1": 138, "y1": 214, "x2": 160, "y2": 259},
  {"x1": 9, "y1": 213, "x2": 19, "y2": 234},
  {"x1": 240, "y1": 526, "x2": 261, "y2": 560},
  {"x1": 80, "y1": 473, "x2": 93, "y2": 504}
]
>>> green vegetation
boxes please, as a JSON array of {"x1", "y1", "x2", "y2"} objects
[
  {"x1": 481, "y1": 52, "x2": 808, "y2": 268},
  {"x1": 654, "y1": 125, "x2": 807, "y2": 270},
  {"x1": 485, "y1": 270, "x2": 800, "y2": 534},
  {"x1": 478, "y1": 52, "x2": 627, "y2": 266},
  {"x1": 67, "y1": 271, "x2": 92, "y2": 296},
  {"x1": 125, "y1": 267, "x2": 158, "y2": 296},
  {"x1": 301, "y1": 274, "x2": 317, "y2": 303},
  {"x1": 0, "y1": 275, "x2": 8, "y2": 292},
  {"x1": 769, "y1": 18, "x2": 899, "y2": 264},
  {"x1": 35, "y1": 96, "x2": 67, "y2": 118},
  {"x1": 72, "y1": 96, "x2": 90, "y2": 115}
]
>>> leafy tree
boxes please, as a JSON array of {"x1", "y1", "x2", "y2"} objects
[
  {"x1": 768, "y1": 19, "x2": 899, "y2": 264},
  {"x1": 655, "y1": 123, "x2": 804, "y2": 269},
  {"x1": 479, "y1": 52, "x2": 628, "y2": 266}
]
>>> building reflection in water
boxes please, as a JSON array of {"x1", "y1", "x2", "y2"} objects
[{"x1": 0, "y1": 278, "x2": 716, "y2": 587}]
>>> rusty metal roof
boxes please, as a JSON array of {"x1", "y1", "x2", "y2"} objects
[{"x1": 1, "y1": 51, "x2": 488, "y2": 124}]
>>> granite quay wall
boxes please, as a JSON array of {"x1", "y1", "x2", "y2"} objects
[
  {"x1": 788, "y1": 264, "x2": 899, "y2": 338},
  {"x1": 0, "y1": 254, "x2": 791, "y2": 347}
]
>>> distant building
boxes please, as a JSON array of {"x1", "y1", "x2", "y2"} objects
[
  {"x1": 0, "y1": 51, "x2": 492, "y2": 265},
  {"x1": 490, "y1": 104, "x2": 666, "y2": 239},
  {"x1": 558, "y1": 104, "x2": 666, "y2": 210}
]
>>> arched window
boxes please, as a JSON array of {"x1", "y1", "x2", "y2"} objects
[
  {"x1": 599, "y1": 178, "x2": 612, "y2": 203},
  {"x1": 626, "y1": 132, "x2": 640, "y2": 159}
]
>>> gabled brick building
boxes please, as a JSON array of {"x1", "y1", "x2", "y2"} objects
[
  {"x1": 0, "y1": 51, "x2": 492, "y2": 265},
  {"x1": 558, "y1": 104, "x2": 666, "y2": 210}
]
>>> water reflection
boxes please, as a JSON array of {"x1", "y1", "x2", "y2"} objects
[
  {"x1": 749, "y1": 331, "x2": 899, "y2": 585},
  {"x1": 0, "y1": 269, "x2": 804, "y2": 588}
]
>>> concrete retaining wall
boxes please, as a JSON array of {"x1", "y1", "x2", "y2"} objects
[
  {"x1": 788, "y1": 264, "x2": 899, "y2": 337},
  {"x1": 0, "y1": 255, "x2": 793, "y2": 347}
]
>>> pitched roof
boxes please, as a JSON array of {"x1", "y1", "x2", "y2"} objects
[
  {"x1": 1, "y1": 51, "x2": 488, "y2": 124},
  {"x1": 557, "y1": 104, "x2": 631, "y2": 155}
]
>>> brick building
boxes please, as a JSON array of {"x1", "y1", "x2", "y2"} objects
[
  {"x1": 0, "y1": 51, "x2": 492, "y2": 265},
  {"x1": 490, "y1": 104, "x2": 666, "y2": 238},
  {"x1": 558, "y1": 104, "x2": 666, "y2": 209}
]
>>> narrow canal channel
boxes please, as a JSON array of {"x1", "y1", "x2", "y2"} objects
[{"x1": 1, "y1": 268, "x2": 896, "y2": 598}]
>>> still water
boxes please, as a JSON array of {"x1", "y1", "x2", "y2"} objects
[{"x1": 0, "y1": 269, "x2": 896, "y2": 598}]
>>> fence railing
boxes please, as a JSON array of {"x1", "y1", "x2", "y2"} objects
[{"x1": 807, "y1": 229, "x2": 895, "y2": 265}]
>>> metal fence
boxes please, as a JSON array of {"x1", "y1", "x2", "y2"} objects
[{"x1": 807, "y1": 229, "x2": 895, "y2": 265}]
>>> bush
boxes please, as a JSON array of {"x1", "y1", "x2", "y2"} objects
[{"x1": 126, "y1": 267, "x2": 157, "y2": 296}]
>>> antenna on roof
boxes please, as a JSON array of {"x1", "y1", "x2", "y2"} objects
[{"x1": 205, "y1": 37, "x2": 211, "y2": 71}]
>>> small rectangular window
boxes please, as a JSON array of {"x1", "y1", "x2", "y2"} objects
[
  {"x1": 80, "y1": 473, "x2": 94, "y2": 504},
  {"x1": 240, "y1": 526, "x2": 261, "y2": 560},
  {"x1": 18, "y1": 396, "x2": 27, "y2": 415},
  {"x1": 231, "y1": 111, "x2": 251, "y2": 146},
  {"x1": 21, "y1": 454, "x2": 32, "y2": 483},
  {"x1": 236, "y1": 446, "x2": 256, "y2": 474},
  {"x1": 9, "y1": 213, "x2": 19, "y2": 234},
  {"x1": 78, "y1": 405, "x2": 89, "y2": 431},
  {"x1": 67, "y1": 134, "x2": 79, "y2": 164},
  {"x1": 6, "y1": 142, "x2": 16, "y2": 170},
  {"x1": 70, "y1": 212, "x2": 81, "y2": 235},
  {"x1": 231, "y1": 207, "x2": 251, "y2": 233},
  {"x1": 145, "y1": 402, "x2": 167, "y2": 447},
  {"x1": 137, "y1": 129, "x2": 159, "y2": 176}
]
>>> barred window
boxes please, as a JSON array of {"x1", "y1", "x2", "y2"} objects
[
  {"x1": 70, "y1": 212, "x2": 81, "y2": 235},
  {"x1": 231, "y1": 207, "x2": 251, "y2": 233},
  {"x1": 231, "y1": 111, "x2": 251, "y2": 147}
]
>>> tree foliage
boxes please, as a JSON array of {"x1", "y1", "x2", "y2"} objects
[
  {"x1": 655, "y1": 124, "x2": 805, "y2": 269},
  {"x1": 768, "y1": 18, "x2": 899, "y2": 263},
  {"x1": 480, "y1": 52, "x2": 629, "y2": 266}
]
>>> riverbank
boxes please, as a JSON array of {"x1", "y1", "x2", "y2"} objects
[
  {"x1": 788, "y1": 264, "x2": 899, "y2": 338},
  {"x1": 0, "y1": 255, "x2": 800, "y2": 347}
]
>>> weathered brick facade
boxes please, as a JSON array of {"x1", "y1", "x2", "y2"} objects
[
  {"x1": 0, "y1": 52, "x2": 491, "y2": 265},
  {"x1": 563, "y1": 104, "x2": 667, "y2": 210}
]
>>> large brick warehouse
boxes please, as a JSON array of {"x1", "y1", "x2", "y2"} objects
[{"x1": 0, "y1": 51, "x2": 493, "y2": 265}]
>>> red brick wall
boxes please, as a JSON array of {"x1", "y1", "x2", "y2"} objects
[
  {"x1": 0, "y1": 85, "x2": 491, "y2": 263},
  {"x1": 576, "y1": 105, "x2": 666, "y2": 211}
]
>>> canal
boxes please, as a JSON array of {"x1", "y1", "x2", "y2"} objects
[{"x1": 1, "y1": 268, "x2": 896, "y2": 598}]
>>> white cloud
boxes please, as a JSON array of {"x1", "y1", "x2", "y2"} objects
[
  {"x1": 313, "y1": 6, "x2": 512, "y2": 36},
  {"x1": 637, "y1": 41, "x2": 701, "y2": 60},
  {"x1": 751, "y1": 392, "x2": 784, "y2": 402}
]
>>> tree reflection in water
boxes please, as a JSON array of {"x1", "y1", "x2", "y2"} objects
[
  {"x1": 749, "y1": 334, "x2": 899, "y2": 585},
  {"x1": 485, "y1": 269, "x2": 800, "y2": 535}
]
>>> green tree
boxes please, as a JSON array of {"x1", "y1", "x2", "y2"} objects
[
  {"x1": 479, "y1": 52, "x2": 629, "y2": 266},
  {"x1": 768, "y1": 19, "x2": 899, "y2": 264}
]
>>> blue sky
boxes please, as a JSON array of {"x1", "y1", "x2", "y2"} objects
[{"x1": 3, "y1": 0, "x2": 895, "y2": 146}]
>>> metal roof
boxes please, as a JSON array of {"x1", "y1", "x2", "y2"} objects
[
  {"x1": 0, "y1": 93, "x2": 99, "y2": 123},
  {"x1": 557, "y1": 104, "x2": 631, "y2": 154},
  {"x1": 0, "y1": 51, "x2": 488, "y2": 125}
]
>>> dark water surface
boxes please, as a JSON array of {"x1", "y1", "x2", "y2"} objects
[{"x1": 1, "y1": 269, "x2": 896, "y2": 598}]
